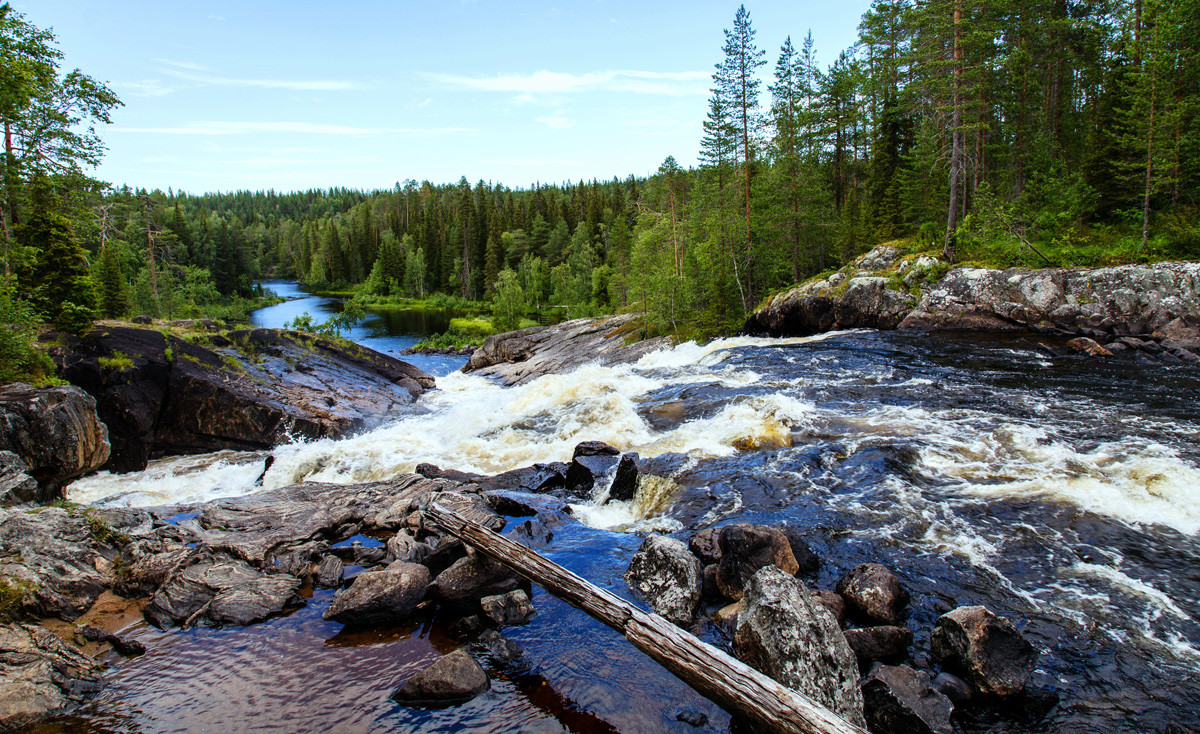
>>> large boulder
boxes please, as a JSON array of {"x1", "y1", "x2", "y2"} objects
[
  {"x1": 733, "y1": 566, "x2": 867, "y2": 729},
  {"x1": 623, "y1": 535, "x2": 703, "y2": 626},
  {"x1": 462, "y1": 313, "x2": 670, "y2": 386},
  {"x1": 862, "y1": 664, "x2": 954, "y2": 734},
  {"x1": 0, "y1": 383, "x2": 109, "y2": 501},
  {"x1": 687, "y1": 527, "x2": 722, "y2": 566},
  {"x1": 322, "y1": 561, "x2": 430, "y2": 627},
  {"x1": 144, "y1": 553, "x2": 305, "y2": 628},
  {"x1": 606, "y1": 453, "x2": 640, "y2": 502},
  {"x1": 0, "y1": 624, "x2": 104, "y2": 727},
  {"x1": 844, "y1": 625, "x2": 913, "y2": 663},
  {"x1": 391, "y1": 649, "x2": 489, "y2": 706},
  {"x1": 930, "y1": 605, "x2": 1037, "y2": 696},
  {"x1": 716, "y1": 524, "x2": 799, "y2": 601},
  {"x1": 836, "y1": 563, "x2": 910, "y2": 625},
  {"x1": 52, "y1": 325, "x2": 433, "y2": 472},
  {"x1": 432, "y1": 552, "x2": 522, "y2": 605}
]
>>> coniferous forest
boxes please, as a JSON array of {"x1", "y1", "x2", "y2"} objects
[{"x1": 2, "y1": 0, "x2": 1199, "y2": 369}]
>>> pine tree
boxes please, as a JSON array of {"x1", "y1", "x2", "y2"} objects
[{"x1": 17, "y1": 173, "x2": 96, "y2": 332}]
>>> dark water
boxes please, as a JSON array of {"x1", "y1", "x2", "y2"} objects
[
  {"x1": 40, "y1": 330, "x2": 1200, "y2": 734},
  {"x1": 253, "y1": 280, "x2": 469, "y2": 376}
]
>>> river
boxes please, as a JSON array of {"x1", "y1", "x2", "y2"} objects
[{"x1": 54, "y1": 285, "x2": 1200, "y2": 734}]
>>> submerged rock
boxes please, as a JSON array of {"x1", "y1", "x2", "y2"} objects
[
  {"x1": 0, "y1": 623, "x2": 105, "y2": 727},
  {"x1": 461, "y1": 313, "x2": 669, "y2": 386},
  {"x1": 862, "y1": 664, "x2": 954, "y2": 734},
  {"x1": 931, "y1": 605, "x2": 1037, "y2": 696},
  {"x1": 836, "y1": 563, "x2": 910, "y2": 625},
  {"x1": 322, "y1": 561, "x2": 430, "y2": 627},
  {"x1": 0, "y1": 383, "x2": 109, "y2": 501},
  {"x1": 623, "y1": 535, "x2": 703, "y2": 626},
  {"x1": 716, "y1": 524, "x2": 799, "y2": 601},
  {"x1": 391, "y1": 649, "x2": 489, "y2": 706},
  {"x1": 480, "y1": 589, "x2": 536, "y2": 626},
  {"x1": 733, "y1": 566, "x2": 867, "y2": 728},
  {"x1": 52, "y1": 325, "x2": 433, "y2": 472}
]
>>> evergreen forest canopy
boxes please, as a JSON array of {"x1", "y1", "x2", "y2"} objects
[{"x1": 1, "y1": 0, "x2": 1198, "y2": 369}]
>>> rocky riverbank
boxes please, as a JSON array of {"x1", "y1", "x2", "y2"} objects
[{"x1": 744, "y1": 245, "x2": 1200, "y2": 365}]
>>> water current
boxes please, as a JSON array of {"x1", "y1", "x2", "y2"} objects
[{"x1": 52, "y1": 285, "x2": 1200, "y2": 734}]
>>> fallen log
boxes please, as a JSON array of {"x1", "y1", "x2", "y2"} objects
[{"x1": 426, "y1": 502, "x2": 866, "y2": 734}]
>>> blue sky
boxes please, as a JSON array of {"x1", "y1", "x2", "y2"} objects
[{"x1": 15, "y1": 1, "x2": 870, "y2": 194}]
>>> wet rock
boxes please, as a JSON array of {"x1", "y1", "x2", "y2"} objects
[
  {"x1": 322, "y1": 561, "x2": 430, "y2": 627},
  {"x1": 836, "y1": 563, "x2": 910, "y2": 625},
  {"x1": 688, "y1": 527, "x2": 722, "y2": 566},
  {"x1": 484, "y1": 488, "x2": 571, "y2": 517},
  {"x1": 701, "y1": 564, "x2": 721, "y2": 599},
  {"x1": 862, "y1": 664, "x2": 954, "y2": 734},
  {"x1": 574, "y1": 440, "x2": 620, "y2": 458},
  {"x1": 566, "y1": 453, "x2": 619, "y2": 497},
  {"x1": 448, "y1": 614, "x2": 487, "y2": 640},
  {"x1": 77, "y1": 624, "x2": 145, "y2": 656},
  {"x1": 462, "y1": 313, "x2": 670, "y2": 386},
  {"x1": 716, "y1": 524, "x2": 799, "y2": 601},
  {"x1": 0, "y1": 452, "x2": 37, "y2": 507},
  {"x1": 780, "y1": 526, "x2": 820, "y2": 576},
  {"x1": 623, "y1": 535, "x2": 703, "y2": 626},
  {"x1": 312, "y1": 555, "x2": 345, "y2": 589},
  {"x1": 145, "y1": 554, "x2": 305, "y2": 628},
  {"x1": 733, "y1": 566, "x2": 866, "y2": 728},
  {"x1": 606, "y1": 453, "x2": 640, "y2": 502},
  {"x1": 713, "y1": 600, "x2": 742, "y2": 630},
  {"x1": 432, "y1": 552, "x2": 521, "y2": 606},
  {"x1": 480, "y1": 589, "x2": 536, "y2": 626},
  {"x1": 811, "y1": 589, "x2": 847, "y2": 626},
  {"x1": 0, "y1": 623, "x2": 104, "y2": 727},
  {"x1": 676, "y1": 710, "x2": 710, "y2": 727},
  {"x1": 1066, "y1": 336, "x2": 1113, "y2": 358},
  {"x1": 414, "y1": 463, "x2": 485, "y2": 484},
  {"x1": 844, "y1": 625, "x2": 913, "y2": 663},
  {"x1": 480, "y1": 462, "x2": 570, "y2": 495},
  {"x1": 0, "y1": 507, "x2": 117, "y2": 620},
  {"x1": 930, "y1": 605, "x2": 1037, "y2": 696},
  {"x1": 52, "y1": 326, "x2": 432, "y2": 472},
  {"x1": 931, "y1": 671, "x2": 974, "y2": 705},
  {"x1": 505, "y1": 515, "x2": 560, "y2": 550},
  {"x1": 0, "y1": 383, "x2": 109, "y2": 500},
  {"x1": 391, "y1": 649, "x2": 489, "y2": 706},
  {"x1": 473, "y1": 628, "x2": 525, "y2": 666},
  {"x1": 386, "y1": 530, "x2": 431, "y2": 565}
]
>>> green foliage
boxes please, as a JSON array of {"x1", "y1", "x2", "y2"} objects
[
  {"x1": 490, "y1": 268, "x2": 526, "y2": 332},
  {"x1": 412, "y1": 328, "x2": 487, "y2": 351},
  {"x1": 0, "y1": 577, "x2": 34, "y2": 623},
  {"x1": 17, "y1": 174, "x2": 97, "y2": 333},
  {"x1": 97, "y1": 351, "x2": 134, "y2": 370},
  {"x1": 284, "y1": 300, "x2": 364, "y2": 338},
  {"x1": 0, "y1": 276, "x2": 54, "y2": 384}
]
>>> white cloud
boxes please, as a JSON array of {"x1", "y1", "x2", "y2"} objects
[
  {"x1": 112, "y1": 121, "x2": 476, "y2": 136},
  {"x1": 119, "y1": 79, "x2": 183, "y2": 97},
  {"x1": 161, "y1": 68, "x2": 368, "y2": 91},
  {"x1": 152, "y1": 59, "x2": 211, "y2": 72},
  {"x1": 536, "y1": 112, "x2": 574, "y2": 130},
  {"x1": 427, "y1": 69, "x2": 709, "y2": 97}
]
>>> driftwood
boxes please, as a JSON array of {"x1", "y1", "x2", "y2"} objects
[{"x1": 426, "y1": 503, "x2": 866, "y2": 734}]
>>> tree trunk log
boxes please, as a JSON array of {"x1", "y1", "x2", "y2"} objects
[{"x1": 425, "y1": 502, "x2": 866, "y2": 734}]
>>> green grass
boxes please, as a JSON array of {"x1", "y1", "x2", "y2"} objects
[
  {"x1": 98, "y1": 352, "x2": 134, "y2": 370},
  {"x1": 0, "y1": 577, "x2": 35, "y2": 623}
]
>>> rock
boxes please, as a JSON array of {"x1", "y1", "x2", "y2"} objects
[
  {"x1": 811, "y1": 589, "x2": 847, "y2": 626},
  {"x1": 566, "y1": 453, "x2": 619, "y2": 497},
  {"x1": 52, "y1": 326, "x2": 433, "y2": 472},
  {"x1": 861, "y1": 664, "x2": 954, "y2": 734},
  {"x1": 573, "y1": 441, "x2": 620, "y2": 458},
  {"x1": 462, "y1": 313, "x2": 670, "y2": 386},
  {"x1": 1153, "y1": 317, "x2": 1200, "y2": 350},
  {"x1": 716, "y1": 524, "x2": 799, "y2": 601},
  {"x1": 733, "y1": 566, "x2": 866, "y2": 728},
  {"x1": 606, "y1": 453, "x2": 640, "y2": 502},
  {"x1": 844, "y1": 625, "x2": 913, "y2": 662},
  {"x1": 322, "y1": 561, "x2": 430, "y2": 627},
  {"x1": 676, "y1": 710, "x2": 709, "y2": 727},
  {"x1": 432, "y1": 552, "x2": 521, "y2": 605},
  {"x1": 702, "y1": 564, "x2": 721, "y2": 599},
  {"x1": 0, "y1": 383, "x2": 109, "y2": 500},
  {"x1": 713, "y1": 600, "x2": 742, "y2": 629},
  {"x1": 931, "y1": 672, "x2": 973, "y2": 705},
  {"x1": 480, "y1": 589, "x2": 536, "y2": 626},
  {"x1": 623, "y1": 535, "x2": 703, "y2": 626},
  {"x1": 312, "y1": 555, "x2": 345, "y2": 589},
  {"x1": 386, "y1": 530, "x2": 430, "y2": 565},
  {"x1": 930, "y1": 605, "x2": 1037, "y2": 696},
  {"x1": 0, "y1": 623, "x2": 104, "y2": 727},
  {"x1": 391, "y1": 649, "x2": 489, "y2": 706},
  {"x1": 688, "y1": 528, "x2": 722, "y2": 566},
  {"x1": 473, "y1": 628, "x2": 526, "y2": 667},
  {"x1": 484, "y1": 489, "x2": 571, "y2": 518},
  {"x1": 130, "y1": 315, "x2": 152, "y2": 324},
  {"x1": 836, "y1": 563, "x2": 910, "y2": 625},
  {"x1": 0, "y1": 452, "x2": 37, "y2": 507},
  {"x1": 77, "y1": 624, "x2": 145, "y2": 656},
  {"x1": 145, "y1": 554, "x2": 305, "y2": 628},
  {"x1": 505, "y1": 514, "x2": 561, "y2": 550},
  {"x1": 1066, "y1": 336, "x2": 1113, "y2": 358},
  {"x1": 780, "y1": 526, "x2": 820, "y2": 576},
  {"x1": 479, "y1": 463, "x2": 569, "y2": 496}
]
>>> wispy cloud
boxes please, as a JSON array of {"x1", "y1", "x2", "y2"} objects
[
  {"x1": 161, "y1": 68, "x2": 368, "y2": 91},
  {"x1": 113, "y1": 121, "x2": 476, "y2": 136},
  {"x1": 119, "y1": 79, "x2": 184, "y2": 97},
  {"x1": 536, "y1": 111, "x2": 574, "y2": 129},
  {"x1": 427, "y1": 69, "x2": 709, "y2": 97},
  {"x1": 153, "y1": 58, "x2": 211, "y2": 72}
]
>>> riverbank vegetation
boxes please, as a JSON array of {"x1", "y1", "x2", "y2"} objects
[{"x1": 2, "y1": 0, "x2": 1198, "y2": 381}]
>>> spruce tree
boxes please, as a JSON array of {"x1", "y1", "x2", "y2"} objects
[{"x1": 17, "y1": 173, "x2": 96, "y2": 332}]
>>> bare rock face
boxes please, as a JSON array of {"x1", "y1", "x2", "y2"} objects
[
  {"x1": 0, "y1": 383, "x2": 109, "y2": 501},
  {"x1": 52, "y1": 326, "x2": 433, "y2": 472},
  {"x1": 392, "y1": 649, "x2": 489, "y2": 706},
  {"x1": 836, "y1": 563, "x2": 910, "y2": 625},
  {"x1": 930, "y1": 605, "x2": 1038, "y2": 696},
  {"x1": 322, "y1": 561, "x2": 430, "y2": 627},
  {"x1": 623, "y1": 535, "x2": 703, "y2": 626},
  {"x1": 462, "y1": 313, "x2": 670, "y2": 386},
  {"x1": 716, "y1": 524, "x2": 799, "y2": 601},
  {"x1": 0, "y1": 453, "x2": 37, "y2": 507},
  {"x1": 0, "y1": 624, "x2": 105, "y2": 728},
  {"x1": 733, "y1": 566, "x2": 867, "y2": 729},
  {"x1": 862, "y1": 664, "x2": 954, "y2": 734}
]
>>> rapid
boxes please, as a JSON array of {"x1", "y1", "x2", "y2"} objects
[{"x1": 59, "y1": 312, "x2": 1200, "y2": 732}]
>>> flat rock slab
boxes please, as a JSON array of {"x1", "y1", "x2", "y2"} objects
[
  {"x1": 462, "y1": 313, "x2": 670, "y2": 386},
  {"x1": 144, "y1": 553, "x2": 304, "y2": 628},
  {"x1": 0, "y1": 507, "x2": 117, "y2": 620},
  {"x1": 0, "y1": 623, "x2": 104, "y2": 728}
]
